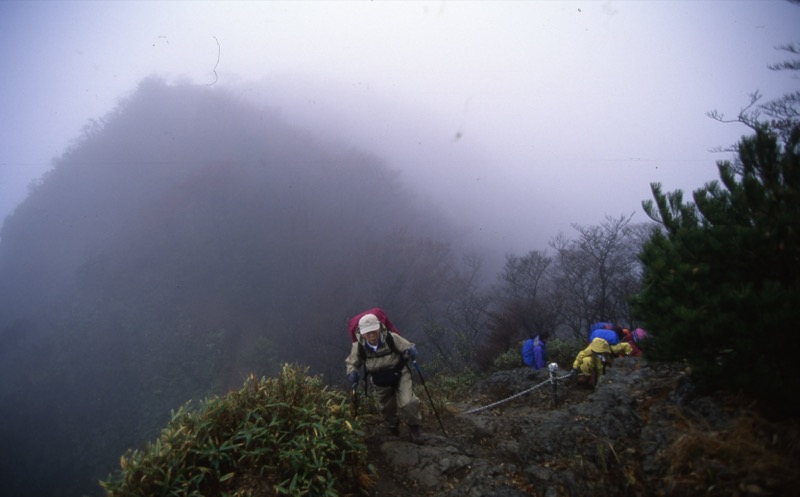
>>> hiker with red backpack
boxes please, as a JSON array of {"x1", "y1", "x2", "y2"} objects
[
  {"x1": 621, "y1": 327, "x2": 647, "y2": 357},
  {"x1": 345, "y1": 312, "x2": 425, "y2": 443}
]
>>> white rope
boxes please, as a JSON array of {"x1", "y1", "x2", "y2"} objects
[{"x1": 463, "y1": 370, "x2": 575, "y2": 415}]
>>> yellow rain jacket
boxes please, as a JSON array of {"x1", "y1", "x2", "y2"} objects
[{"x1": 573, "y1": 337, "x2": 632, "y2": 377}]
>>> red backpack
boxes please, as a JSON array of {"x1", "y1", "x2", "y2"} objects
[{"x1": 347, "y1": 307, "x2": 400, "y2": 342}]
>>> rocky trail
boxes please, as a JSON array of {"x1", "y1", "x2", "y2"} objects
[{"x1": 358, "y1": 358, "x2": 800, "y2": 497}]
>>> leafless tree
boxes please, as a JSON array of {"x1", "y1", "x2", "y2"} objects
[{"x1": 549, "y1": 214, "x2": 644, "y2": 338}]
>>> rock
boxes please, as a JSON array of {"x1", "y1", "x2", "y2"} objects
[{"x1": 366, "y1": 358, "x2": 800, "y2": 497}]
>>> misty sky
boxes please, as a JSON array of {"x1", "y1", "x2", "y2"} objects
[{"x1": 1, "y1": 0, "x2": 798, "y2": 254}]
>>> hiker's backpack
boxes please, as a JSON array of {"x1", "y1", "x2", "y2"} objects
[
  {"x1": 589, "y1": 328, "x2": 621, "y2": 346},
  {"x1": 588, "y1": 322, "x2": 614, "y2": 342},
  {"x1": 590, "y1": 322, "x2": 614, "y2": 332},
  {"x1": 522, "y1": 338, "x2": 536, "y2": 367},
  {"x1": 522, "y1": 336, "x2": 548, "y2": 369},
  {"x1": 347, "y1": 307, "x2": 400, "y2": 342}
]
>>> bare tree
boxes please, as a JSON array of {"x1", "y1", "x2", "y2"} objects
[
  {"x1": 471, "y1": 250, "x2": 561, "y2": 368},
  {"x1": 424, "y1": 253, "x2": 493, "y2": 372},
  {"x1": 549, "y1": 232, "x2": 596, "y2": 338},
  {"x1": 549, "y1": 214, "x2": 643, "y2": 338},
  {"x1": 494, "y1": 249, "x2": 559, "y2": 337},
  {"x1": 707, "y1": 41, "x2": 800, "y2": 145}
]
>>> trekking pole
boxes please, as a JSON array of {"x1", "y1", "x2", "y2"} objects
[
  {"x1": 409, "y1": 360, "x2": 448, "y2": 437},
  {"x1": 350, "y1": 382, "x2": 359, "y2": 417}
]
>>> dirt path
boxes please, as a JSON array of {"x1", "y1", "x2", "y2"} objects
[{"x1": 358, "y1": 373, "x2": 594, "y2": 496}]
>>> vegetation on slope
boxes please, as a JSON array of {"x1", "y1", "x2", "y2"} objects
[{"x1": 101, "y1": 364, "x2": 374, "y2": 497}]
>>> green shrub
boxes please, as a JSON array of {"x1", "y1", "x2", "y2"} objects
[
  {"x1": 415, "y1": 369, "x2": 482, "y2": 417},
  {"x1": 491, "y1": 345, "x2": 523, "y2": 371},
  {"x1": 547, "y1": 337, "x2": 586, "y2": 369},
  {"x1": 101, "y1": 364, "x2": 374, "y2": 497},
  {"x1": 429, "y1": 369, "x2": 481, "y2": 400}
]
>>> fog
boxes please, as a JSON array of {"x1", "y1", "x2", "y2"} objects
[
  {"x1": 0, "y1": 3, "x2": 798, "y2": 496},
  {"x1": 2, "y1": 1, "x2": 798, "y2": 256},
  {"x1": 0, "y1": 79, "x2": 470, "y2": 497}
]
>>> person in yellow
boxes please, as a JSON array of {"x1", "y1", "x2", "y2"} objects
[
  {"x1": 345, "y1": 313, "x2": 424, "y2": 443},
  {"x1": 572, "y1": 337, "x2": 632, "y2": 386}
]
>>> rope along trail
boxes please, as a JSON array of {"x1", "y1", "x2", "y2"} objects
[{"x1": 463, "y1": 370, "x2": 575, "y2": 415}]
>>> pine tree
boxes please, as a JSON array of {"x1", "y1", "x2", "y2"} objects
[
  {"x1": 632, "y1": 123, "x2": 799, "y2": 413},
  {"x1": 634, "y1": 37, "x2": 800, "y2": 414}
]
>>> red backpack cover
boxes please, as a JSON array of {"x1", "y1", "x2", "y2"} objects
[{"x1": 347, "y1": 307, "x2": 400, "y2": 342}]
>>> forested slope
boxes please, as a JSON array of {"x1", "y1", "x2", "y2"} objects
[{"x1": 0, "y1": 78, "x2": 464, "y2": 497}]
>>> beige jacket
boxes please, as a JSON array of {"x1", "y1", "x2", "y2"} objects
[{"x1": 345, "y1": 329, "x2": 415, "y2": 374}]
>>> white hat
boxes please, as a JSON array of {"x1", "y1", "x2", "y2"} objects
[{"x1": 358, "y1": 313, "x2": 381, "y2": 334}]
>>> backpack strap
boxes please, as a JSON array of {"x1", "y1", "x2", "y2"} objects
[
  {"x1": 386, "y1": 332, "x2": 408, "y2": 373},
  {"x1": 357, "y1": 331, "x2": 407, "y2": 377}
]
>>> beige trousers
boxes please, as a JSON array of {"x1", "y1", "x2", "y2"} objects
[{"x1": 373, "y1": 366, "x2": 422, "y2": 427}]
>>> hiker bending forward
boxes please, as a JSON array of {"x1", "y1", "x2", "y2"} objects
[
  {"x1": 572, "y1": 337, "x2": 632, "y2": 386},
  {"x1": 345, "y1": 313, "x2": 424, "y2": 442}
]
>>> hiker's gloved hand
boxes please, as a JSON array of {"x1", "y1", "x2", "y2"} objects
[
  {"x1": 404, "y1": 346, "x2": 418, "y2": 360},
  {"x1": 348, "y1": 371, "x2": 359, "y2": 385}
]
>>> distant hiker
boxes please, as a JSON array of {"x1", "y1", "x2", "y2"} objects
[
  {"x1": 622, "y1": 328, "x2": 645, "y2": 357},
  {"x1": 589, "y1": 325, "x2": 623, "y2": 346},
  {"x1": 621, "y1": 327, "x2": 647, "y2": 356},
  {"x1": 522, "y1": 332, "x2": 549, "y2": 379},
  {"x1": 572, "y1": 337, "x2": 632, "y2": 387},
  {"x1": 345, "y1": 313, "x2": 425, "y2": 443}
]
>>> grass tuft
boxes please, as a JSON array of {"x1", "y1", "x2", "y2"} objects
[{"x1": 100, "y1": 364, "x2": 374, "y2": 497}]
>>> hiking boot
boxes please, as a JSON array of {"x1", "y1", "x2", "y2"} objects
[{"x1": 409, "y1": 425, "x2": 425, "y2": 444}]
